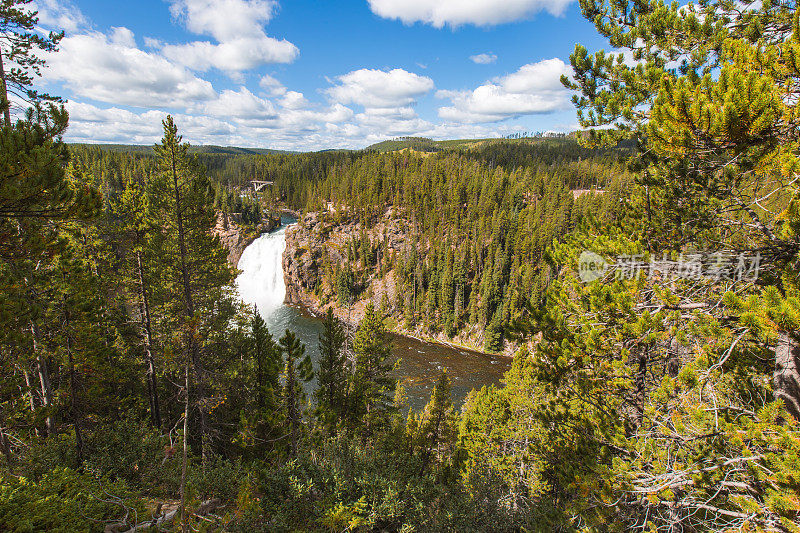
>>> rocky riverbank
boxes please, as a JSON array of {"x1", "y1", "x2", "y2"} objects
[
  {"x1": 214, "y1": 212, "x2": 281, "y2": 267},
  {"x1": 282, "y1": 208, "x2": 516, "y2": 356}
]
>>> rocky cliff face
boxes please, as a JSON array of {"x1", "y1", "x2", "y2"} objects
[
  {"x1": 213, "y1": 212, "x2": 280, "y2": 268},
  {"x1": 282, "y1": 213, "x2": 322, "y2": 306},
  {"x1": 282, "y1": 208, "x2": 407, "y2": 323},
  {"x1": 282, "y1": 208, "x2": 505, "y2": 354},
  {"x1": 282, "y1": 208, "x2": 521, "y2": 355}
]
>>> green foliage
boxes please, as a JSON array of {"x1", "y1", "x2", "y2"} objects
[
  {"x1": 315, "y1": 307, "x2": 348, "y2": 428},
  {"x1": 0, "y1": 468, "x2": 142, "y2": 532},
  {"x1": 82, "y1": 418, "x2": 179, "y2": 495},
  {"x1": 6, "y1": 2, "x2": 800, "y2": 530},
  {"x1": 189, "y1": 455, "x2": 247, "y2": 502},
  {"x1": 230, "y1": 434, "x2": 525, "y2": 533},
  {"x1": 411, "y1": 371, "x2": 458, "y2": 476},
  {"x1": 350, "y1": 303, "x2": 396, "y2": 433},
  {"x1": 300, "y1": 144, "x2": 630, "y2": 350},
  {"x1": 279, "y1": 330, "x2": 313, "y2": 457},
  {"x1": 0, "y1": 0, "x2": 64, "y2": 122}
]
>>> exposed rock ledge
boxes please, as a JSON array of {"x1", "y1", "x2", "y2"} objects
[
  {"x1": 282, "y1": 208, "x2": 516, "y2": 356},
  {"x1": 214, "y1": 212, "x2": 280, "y2": 268}
]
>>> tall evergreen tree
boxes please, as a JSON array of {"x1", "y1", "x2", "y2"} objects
[
  {"x1": 315, "y1": 307, "x2": 347, "y2": 428},
  {"x1": 350, "y1": 303, "x2": 395, "y2": 436},
  {"x1": 0, "y1": 0, "x2": 64, "y2": 125},
  {"x1": 279, "y1": 330, "x2": 313, "y2": 458},
  {"x1": 413, "y1": 371, "x2": 457, "y2": 475},
  {"x1": 148, "y1": 116, "x2": 234, "y2": 459},
  {"x1": 110, "y1": 171, "x2": 162, "y2": 428},
  {"x1": 251, "y1": 309, "x2": 281, "y2": 409}
]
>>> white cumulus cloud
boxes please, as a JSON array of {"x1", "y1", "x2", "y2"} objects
[
  {"x1": 259, "y1": 74, "x2": 287, "y2": 95},
  {"x1": 367, "y1": 0, "x2": 573, "y2": 28},
  {"x1": 44, "y1": 28, "x2": 216, "y2": 108},
  {"x1": 31, "y1": 0, "x2": 87, "y2": 33},
  {"x1": 65, "y1": 101, "x2": 239, "y2": 144},
  {"x1": 197, "y1": 88, "x2": 278, "y2": 119},
  {"x1": 170, "y1": 0, "x2": 277, "y2": 40},
  {"x1": 280, "y1": 91, "x2": 309, "y2": 110},
  {"x1": 326, "y1": 68, "x2": 434, "y2": 109},
  {"x1": 438, "y1": 58, "x2": 572, "y2": 123},
  {"x1": 470, "y1": 53, "x2": 497, "y2": 64},
  {"x1": 161, "y1": 37, "x2": 298, "y2": 72},
  {"x1": 164, "y1": 0, "x2": 298, "y2": 72}
]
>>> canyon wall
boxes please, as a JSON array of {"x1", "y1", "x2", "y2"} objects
[
  {"x1": 214, "y1": 212, "x2": 281, "y2": 268},
  {"x1": 282, "y1": 208, "x2": 512, "y2": 355}
]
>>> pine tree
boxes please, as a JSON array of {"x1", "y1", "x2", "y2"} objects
[
  {"x1": 110, "y1": 171, "x2": 162, "y2": 428},
  {"x1": 351, "y1": 303, "x2": 395, "y2": 436},
  {"x1": 251, "y1": 309, "x2": 281, "y2": 408},
  {"x1": 0, "y1": 0, "x2": 64, "y2": 125},
  {"x1": 148, "y1": 116, "x2": 234, "y2": 460},
  {"x1": 279, "y1": 330, "x2": 313, "y2": 458},
  {"x1": 413, "y1": 371, "x2": 457, "y2": 475},
  {"x1": 0, "y1": 105, "x2": 97, "y2": 258},
  {"x1": 315, "y1": 307, "x2": 347, "y2": 428}
]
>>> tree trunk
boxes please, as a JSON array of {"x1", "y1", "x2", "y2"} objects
[
  {"x1": 169, "y1": 142, "x2": 209, "y2": 462},
  {"x1": 0, "y1": 49, "x2": 11, "y2": 126},
  {"x1": 630, "y1": 344, "x2": 648, "y2": 427},
  {"x1": 65, "y1": 309, "x2": 84, "y2": 464},
  {"x1": 774, "y1": 332, "x2": 800, "y2": 420},
  {"x1": 36, "y1": 355, "x2": 55, "y2": 437},
  {"x1": 0, "y1": 409, "x2": 13, "y2": 467},
  {"x1": 22, "y1": 366, "x2": 37, "y2": 412},
  {"x1": 180, "y1": 363, "x2": 190, "y2": 533},
  {"x1": 287, "y1": 363, "x2": 298, "y2": 458},
  {"x1": 667, "y1": 336, "x2": 682, "y2": 378},
  {"x1": 137, "y1": 250, "x2": 161, "y2": 429},
  {"x1": 31, "y1": 322, "x2": 55, "y2": 437}
]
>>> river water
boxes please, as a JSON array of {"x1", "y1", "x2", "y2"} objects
[{"x1": 235, "y1": 220, "x2": 511, "y2": 409}]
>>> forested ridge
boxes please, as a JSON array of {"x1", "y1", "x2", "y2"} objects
[
  {"x1": 1, "y1": 0, "x2": 800, "y2": 531},
  {"x1": 71, "y1": 131, "x2": 630, "y2": 352},
  {"x1": 287, "y1": 143, "x2": 630, "y2": 352}
]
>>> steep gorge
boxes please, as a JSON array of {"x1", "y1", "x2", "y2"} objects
[
  {"x1": 282, "y1": 207, "x2": 504, "y2": 354},
  {"x1": 213, "y1": 212, "x2": 281, "y2": 267}
]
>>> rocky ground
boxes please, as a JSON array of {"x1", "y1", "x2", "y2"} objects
[{"x1": 282, "y1": 207, "x2": 405, "y2": 322}]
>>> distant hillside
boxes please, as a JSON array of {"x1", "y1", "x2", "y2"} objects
[
  {"x1": 67, "y1": 143, "x2": 288, "y2": 156},
  {"x1": 70, "y1": 134, "x2": 603, "y2": 159},
  {"x1": 365, "y1": 136, "x2": 485, "y2": 153},
  {"x1": 364, "y1": 134, "x2": 580, "y2": 153}
]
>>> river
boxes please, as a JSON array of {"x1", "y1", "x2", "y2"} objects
[{"x1": 235, "y1": 219, "x2": 511, "y2": 409}]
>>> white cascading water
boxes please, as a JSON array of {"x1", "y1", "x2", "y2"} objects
[
  {"x1": 233, "y1": 220, "x2": 510, "y2": 408},
  {"x1": 236, "y1": 222, "x2": 319, "y2": 395},
  {"x1": 235, "y1": 224, "x2": 289, "y2": 315}
]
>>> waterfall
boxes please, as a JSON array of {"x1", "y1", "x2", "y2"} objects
[
  {"x1": 235, "y1": 224, "x2": 289, "y2": 315},
  {"x1": 233, "y1": 220, "x2": 510, "y2": 408}
]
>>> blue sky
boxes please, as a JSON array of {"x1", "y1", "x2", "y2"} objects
[{"x1": 29, "y1": 0, "x2": 612, "y2": 151}]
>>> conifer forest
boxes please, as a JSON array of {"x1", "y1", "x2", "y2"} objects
[{"x1": 1, "y1": 0, "x2": 800, "y2": 531}]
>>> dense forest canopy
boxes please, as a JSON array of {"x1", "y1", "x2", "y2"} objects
[
  {"x1": 293, "y1": 143, "x2": 628, "y2": 351},
  {"x1": 0, "y1": 0, "x2": 799, "y2": 530}
]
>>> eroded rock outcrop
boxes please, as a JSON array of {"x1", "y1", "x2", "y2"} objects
[
  {"x1": 213, "y1": 212, "x2": 280, "y2": 268},
  {"x1": 282, "y1": 206, "x2": 519, "y2": 355},
  {"x1": 282, "y1": 208, "x2": 407, "y2": 322},
  {"x1": 282, "y1": 215, "x2": 321, "y2": 306}
]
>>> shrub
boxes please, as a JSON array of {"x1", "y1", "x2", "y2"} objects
[{"x1": 0, "y1": 467, "x2": 144, "y2": 533}]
